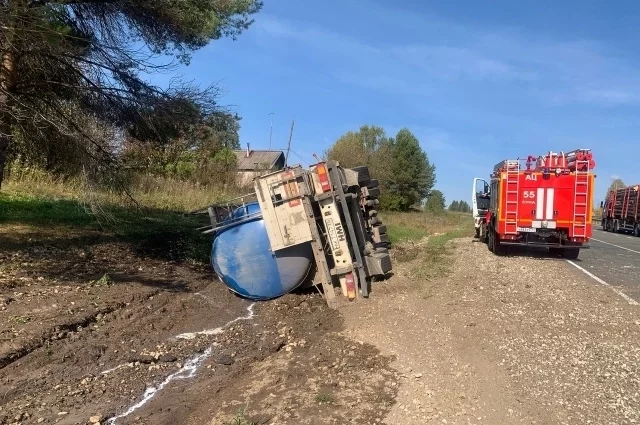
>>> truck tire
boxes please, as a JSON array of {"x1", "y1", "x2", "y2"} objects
[
  {"x1": 490, "y1": 228, "x2": 505, "y2": 255},
  {"x1": 350, "y1": 166, "x2": 371, "y2": 185},
  {"x1": 562, "y1": 248, "x2": 580, "y2": 260},
  {"x1": 487, "y1": 229, "x2": 494, "y2": 252},
  {"x1": 373, "y1": 224, "x2": 387, "y2": 234},
  {"x1": 366, "y1": 187, "x2": 381, "y2": 198}
]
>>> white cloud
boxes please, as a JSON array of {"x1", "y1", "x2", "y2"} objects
[{"x1": 253, "y1": 10, "x2": 640, "y2": 107}]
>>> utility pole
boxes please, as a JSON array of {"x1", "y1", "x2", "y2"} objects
[
  {"x1": 285, "y1": 120, "x2": 294, "y2": 166},
  {"x1": 268, "y1": 112, "x2": 274, "y2": 151}
]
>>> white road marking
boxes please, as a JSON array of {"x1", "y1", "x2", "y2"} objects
[
  {"x1": 565, "y1": 260, "x2": 639, "y2": 306},
  {"x1": 591, "y1": 238, "x2": 640, "y2": 255}
]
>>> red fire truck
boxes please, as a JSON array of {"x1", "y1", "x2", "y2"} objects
[
  {"x1": 601, "y1": 185, "x2": 640, "y2": 236},
  {"x1": 472, "y1": 149, "x2": 596, "y2": 259}
]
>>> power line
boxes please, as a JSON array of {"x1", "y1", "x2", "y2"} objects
[
  {"x1": 288, "y1": 149, "x2": 312, "y2": 166},
  {"x1": 270, "y1": 146, "x2": 314, "y2": 166}
]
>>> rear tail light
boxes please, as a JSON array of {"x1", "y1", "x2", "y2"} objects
[
  {"x1": 316, "y1": 163, "x2": 331, "y2": 192},
  {"x1": 345, "y1": 273, "x2": 356, "y2": 300}
]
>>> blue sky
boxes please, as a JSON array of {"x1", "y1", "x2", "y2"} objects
[{"x1": 150, "y1": 0, "x2": 640, "y2": 206}]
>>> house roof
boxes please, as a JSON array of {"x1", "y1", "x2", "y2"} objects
[{"x1": 233, "y1": 149, "x2": 285, "y2": 171}]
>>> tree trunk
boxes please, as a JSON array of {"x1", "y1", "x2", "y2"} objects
[
  {"x1": 0, "y1": 13, "x2": 18, "y2": 191},
  {"x1": 0, "y1": 129, "x2": 9, "y2": 190}
]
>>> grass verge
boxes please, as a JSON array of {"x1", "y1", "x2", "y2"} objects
[
  {"x1": 384, "y1": 210, "x2": 470, "y2": 244},
  {"x1": 388, "y1": 211, "x2": 474, "y2": 297},
  {"x1": 0, "y1": 191, "x2": 212, "y2": 264}
]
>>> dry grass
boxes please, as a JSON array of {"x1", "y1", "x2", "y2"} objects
[
  {"x1": 1, "y1": 170, "x2": 234, "y2": 264},
  {"x1": 387, "y1": 210, "x2": 474, "y2": 297},
  {"x1": 383, "y1": 210, "x2": 472, "y2": 244},
  {"x1": 4, "y1": 169, "x2": 242, "y2": 212}
]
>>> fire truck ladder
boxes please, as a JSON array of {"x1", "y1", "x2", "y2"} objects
[
  {"x1": 572, "y1": 157, "x2": 590, "y2": 238},
  {"x1": 505, "y1": 160, "x2": 520, "y2": 235}
]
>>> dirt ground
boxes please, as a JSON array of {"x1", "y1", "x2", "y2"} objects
[
  {"x1": 2, "y1": 224, "x2": 640, "y2": 425},
  {"x1": 0, "y1": 225, "x2": 397, "y2": 425},
  {"x1": 342, "y1": 237, "x2": 640, "y2": 425}
]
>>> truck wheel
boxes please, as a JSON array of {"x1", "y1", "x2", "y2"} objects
[
  {"x1": 487, "y1": 230, "x2": 494, "y2": 252},
  {"x1": 350, "y1": 166, "x2": 371, "y2": 185},
  {"x1": 366, "y1": 187, "x2": 381, "y2": 198},
  {"x1": 562, "y1": 248, "x2": 580, "y2": 260},
  {"x1": 490, "y1": 228, "x2": 505, "y2": 255},
  {"x1": 494, "y1": 235, "x2": 506, "y2": 256}
]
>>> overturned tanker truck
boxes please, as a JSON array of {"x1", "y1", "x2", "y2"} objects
[{"x1": 193, "y1": 161, "x2": 393, "y2": 308}]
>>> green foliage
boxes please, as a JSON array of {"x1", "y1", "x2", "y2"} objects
[
  {"x1": 315, "y1": 393, "x2": 335, "y2": 404},
  {"x1": 120, "y1": 112, "x2": 241, "y2": 186},
  {"x1": 226, "y1": 407, "x2": 256, "y2": 425},
  {"x1": 448, "y1": 199, "x2": 471, "y2": 213},
  {"x1": 325, "y1": 125, "x2": 394, "y2": 183},
  {"x1": 385, "y1": 129, "x2": 436, "y2": 211},
  {"x1": 0, "y1": 192, "x2": 211, "y2": 263},
  {"x1": 0, "y1": 0, "x2": 261, "y2": 190},
  {"x1": 326, "y1": 125, "x2": 436, "y2": 212},
  {"x1": 424, "y1": 189, "x2": 446, "y2": 212}
]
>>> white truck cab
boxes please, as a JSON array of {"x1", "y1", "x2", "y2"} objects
[{"x1": 472, "y1": 177, "x2": 490, "y2": 238}]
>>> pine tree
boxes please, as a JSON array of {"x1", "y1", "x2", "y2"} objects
[
  {"x1": 386, "y1": 128, "x2": 436, "y2": 211},
  {"x1": 0, "y1": 0, "x2": 263, "y2": 189},
  {"x1": 425, "y1": 189, "x2": 445, "y2": 212}
]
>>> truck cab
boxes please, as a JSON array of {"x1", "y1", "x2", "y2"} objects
[{"x1": 472, "y1": 177, "x2": 490, "y2": 238}]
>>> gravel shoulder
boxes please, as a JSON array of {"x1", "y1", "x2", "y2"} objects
[{"x1": 342, "y1": 236, "x2": 640, "y2": 425}]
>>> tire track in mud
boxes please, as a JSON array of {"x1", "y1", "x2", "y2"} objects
[
  {"x1": 106, "y1": 303, "x2": 256, "y2": 424},
  {"x1": 0, "y1": 301, "x2": 130, "y2": 369}
]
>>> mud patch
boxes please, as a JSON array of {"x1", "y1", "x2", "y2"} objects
[
  {"x1": 107, "y1": 303, "x2": 256, "y2": 424},
  {"x1": 0, "y1": 224, "x2": 399, "y2": 425}
]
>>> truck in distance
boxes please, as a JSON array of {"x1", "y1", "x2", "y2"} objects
[{"x1": 601, "y1": 184, "x2": 640, "y2": 236}]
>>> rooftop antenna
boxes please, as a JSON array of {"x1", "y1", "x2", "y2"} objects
[
  {"x1": 285, "y1": 119, "x2": 294, "y2": 166},
  {"x1": 268, "y1": 112, "x2": 274, "y2": 151}
]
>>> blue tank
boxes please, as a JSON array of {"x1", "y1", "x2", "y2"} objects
[{"x1": 211, "y1": 202, "x2": 314, "y2": 300}]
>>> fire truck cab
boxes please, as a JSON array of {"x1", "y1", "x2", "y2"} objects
[{"x1": 472, "y1": 149, "x2": 595, "y2": 259}]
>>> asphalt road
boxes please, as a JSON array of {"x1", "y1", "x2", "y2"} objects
[{"x1": 571, "y1": 227, "x2": 640, "y2": 304}]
